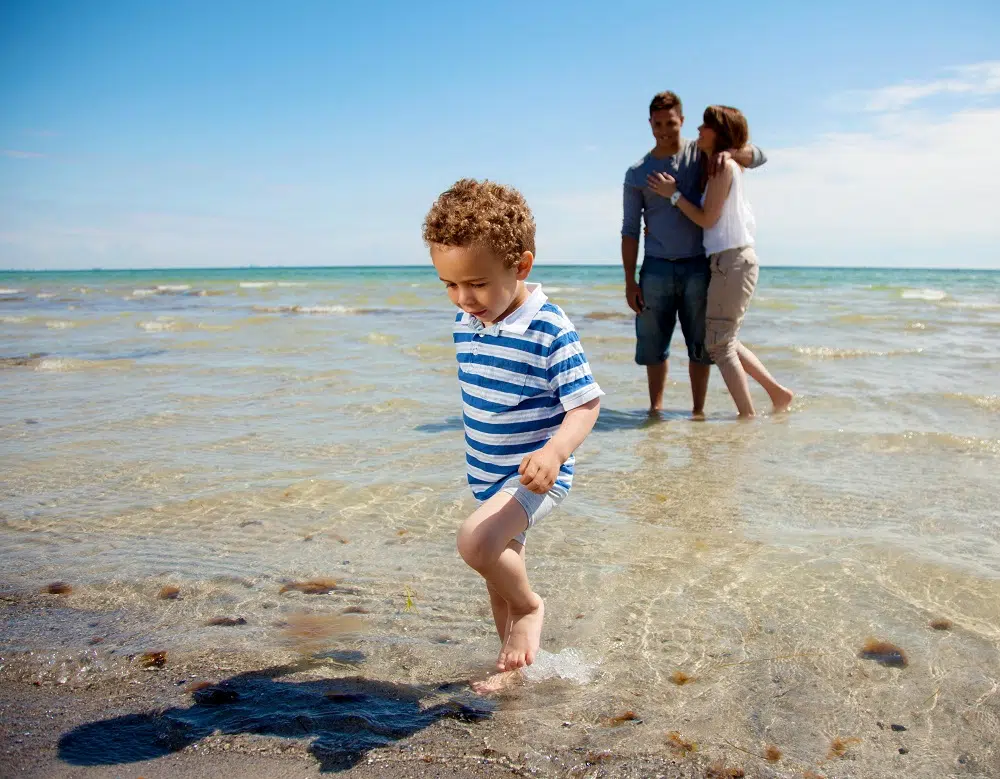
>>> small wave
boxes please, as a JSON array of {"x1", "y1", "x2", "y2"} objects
[
  {"x1": 138, "y1": 319, "x2": 176, "y2": 332},
  {"x1": 254, "y1": 304, "x2": 359, "y2": 315},
  {"x1": 0, "y1": 288, "x2": 22, "y2": 295},
  {"x1": 239, "y1": 281, "x2": 275, "y2": 289},
  {"x1": 277, "y1": 282, "x2": 306, "y2": 287},
  {"x1": 581, "y1": 310, "x2": 631, "y2": 321},
  {"x1": 131, "y1": 288, "x2": 157, "y2": 297},
  {"x1": 35, "y1": 357, "x2": 132, "y2": 372},
  {"x1": 156, "y1": 284, "x2": 191, "y2": 293},
  {"x1": 941, "y1": 394, "x2": 1000, "y2": 413},
  {"x1": 45, "y1": 320, "x2": 75, "y2": 329},
  {"x1": 901, "y1": 288, "x2": 947, "y2": 302},
  {"x1": 36, "y1": 292, "x2": 55, "y2": 299},
  {"x1": 1, "y1": 315, "x2": 28, "y2": 324},
  {"x1": 793, "y1": 346, "x2": 924, "y2": 359}
]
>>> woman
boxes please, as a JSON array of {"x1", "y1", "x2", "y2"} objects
[{"x1": 646, "y1": 105, "x2": 793, "y2": 416}]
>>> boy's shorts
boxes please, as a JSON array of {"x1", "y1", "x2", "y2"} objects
[{"x1": 498, "y1": 478, "x2": 568, "y2": 546}]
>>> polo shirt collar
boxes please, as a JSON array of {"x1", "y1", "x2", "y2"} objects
[{"x1": 461, "y1": 283, "x2": 547, "y2": 336}]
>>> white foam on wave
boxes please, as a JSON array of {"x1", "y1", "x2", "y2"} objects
[
  {"x1": 254, "y1": 304, "x2": 357, "y2": 315},
  {"x1": 901, "y1": 288, "x2": 947, "y2": 301},
  {"x1": 132, "y1": 288, "x2": 157, "y2": 297},
  {"x1": 521, "y1": 648, "x2": 598, "y2": 684},
  {"x1": 138, "y1": 318, "x2": 176, "y2": 332},
  {"x1": 1, "y1": 315, "x2": 28, "y2": 324},
  {"x1": 277, "y1": 282, "x2": 306, "y2": 287},
  {"x1": 0, "y1": 288, "x2": 21, "y2": 295},
  {"x1": 239, "y1": 281, "x2": 275, "y2": 289},
  {"x1": 156, "y1": 284, "x2": 191, "y2": 293},
  {"x1": 36, "y1": 292, "x2": 55, "y2": 299},
  {"x1": 794, "y1": 346, "x2": 924, "y2": 359},
  {"x1": 45, "y1": 320, "x2": 75, "y2": 329}
]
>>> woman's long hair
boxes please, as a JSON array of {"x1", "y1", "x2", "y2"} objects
[{"x1": 699, "y1": 105, "x2": 750, "y2": 191}]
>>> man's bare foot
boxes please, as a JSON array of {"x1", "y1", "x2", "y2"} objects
[
  {"x1": 497, "y1": 597, "x2": 544, "y2": 672},
  {"x1": 771, "y1": 387, "x2": 795, "y2": 412},
  {"x1": 471, "y1": 668, "x2": 523, "y2": 695},
  {"x1": 691, "y1": 408, "x2": 706, "y2": 420}
]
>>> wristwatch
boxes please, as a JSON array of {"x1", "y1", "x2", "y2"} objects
[{"x1": 669, "y1": 191, "x2": 682, "y2": 206}]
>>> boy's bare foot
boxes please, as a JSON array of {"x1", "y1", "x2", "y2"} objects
[
  {"x1": 497, "y1": 597, "x2": 544, "y2": 672},
  {"x1": 471, "y1": 668, "x2": 523, "y2": 695},
  {"x1": 771, "y1": 387, "x2": 794, "y2": 412}
]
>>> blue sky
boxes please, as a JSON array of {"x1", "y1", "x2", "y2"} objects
[{"x1": 2, "y1": 0, "x2": 999, "y2": 270}]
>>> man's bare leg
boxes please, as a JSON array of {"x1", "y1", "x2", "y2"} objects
[
  {"x1": 646, "y1": 361, "x2": 667, "y2": 413},
  {"x1": 689, "y1": 362, "x2": 710, "y2": 416}
]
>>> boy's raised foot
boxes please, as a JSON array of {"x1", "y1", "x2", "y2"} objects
[{"x1": 497, "y1": 597, "x2": 544, "y2": 672}]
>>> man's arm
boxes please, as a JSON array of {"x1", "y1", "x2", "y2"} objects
[
  {"x1": 621, "y1": 181, "x2": 644, "y2": 313},
  {"x1": 730, "y1": 143, "x2": 767, "y2": 169}
]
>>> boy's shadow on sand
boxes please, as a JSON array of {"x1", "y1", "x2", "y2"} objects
[{"x1": 58, "y1": 663, "x2": 493, "y2": 773}]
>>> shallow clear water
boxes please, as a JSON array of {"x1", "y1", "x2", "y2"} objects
[{"x1": 2, "y1": 265, "x2": 999, "y2": 776}]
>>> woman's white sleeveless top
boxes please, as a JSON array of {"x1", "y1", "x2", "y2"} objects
[{"x1": 703, "y1": 159, "x2": 756, "y2": 255}]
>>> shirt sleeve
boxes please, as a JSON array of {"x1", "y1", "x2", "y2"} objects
[
  {"x1": 546, "y1": 327, "x2": 605, "y2": 411},
  {"x1": 747, "y1": 144, "x2": 768, "y2": 168},
  {"x1": 621, "y1": 172, "x2": 643, "y2": 240}
]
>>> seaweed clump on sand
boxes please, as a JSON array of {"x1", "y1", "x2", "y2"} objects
[
  {"x1": 858, "y1": 639, "x2": 908, "y2": 668},
  {"x1": 929, "y1": 618, "x2": 953, "y2": 631},
  {"x1": 279, "y1": 578, "x2": 337, "y2": 595},
  {"x1": 44, "y1": 582, "x2": 72, "y2": 595},
  {"x1": 603, "y1": 710, "x2": 640, "y2": 726},
  {"x1": 763, "y1": 744, "x2": 782, "y2": 762},
  {"x1": 827, "y1": 736, "x2": 861, "y2": 759},
  {"x1": 158, "y1": 585, "x2": 180, "y2": 600},
  {"x1": 706, "y1": 760, "x2": 744, "y2": 778},
  {"x1": 205, "y1": 616, "x2": 247, "y2": 626},
  {"x1": 666, "y1": 731, "x2": 697, "y2": 756},
  {"x1": 139, "y1": 651, "x2": 167, "y2": 669},
  {"x1": 670, "y1": 670, "x2": 695, "y2": 685}
]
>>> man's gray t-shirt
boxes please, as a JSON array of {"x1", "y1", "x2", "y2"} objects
[{"x1": 622, "y1": 140, "x2": 766, "y2": 260}]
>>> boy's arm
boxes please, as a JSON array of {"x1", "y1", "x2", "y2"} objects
[{"x1": 519, "y1": 398, "x2": 601, "y2": 494}]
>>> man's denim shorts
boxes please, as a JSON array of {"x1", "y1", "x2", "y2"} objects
[{"x1": 634, "y1": 255, "x2": 713, "y2": 366}]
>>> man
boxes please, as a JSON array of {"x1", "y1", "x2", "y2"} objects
[{"x1": 621, "y1": 91, "x2": 766, "y2": 415}]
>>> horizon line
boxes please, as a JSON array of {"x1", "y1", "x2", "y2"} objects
[{"x1": 3, "y1": 263, "x2": 1000, "y2": 274}]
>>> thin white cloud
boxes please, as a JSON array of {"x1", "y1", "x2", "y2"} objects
[
  {"x1": 2, "y1": 149, "x2": 46, "y2": 159},
  {"x1": 849, "y1": 61, "x2": 1000, "y2": 112}
]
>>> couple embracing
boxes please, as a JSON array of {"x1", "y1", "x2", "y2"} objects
[{"x1": 622, "y1": 91, "x2": 794, "y2": 417}]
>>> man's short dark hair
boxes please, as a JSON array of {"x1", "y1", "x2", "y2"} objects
[{"x1": 650, "y1": 91, "x2": 682, "y2": 116}]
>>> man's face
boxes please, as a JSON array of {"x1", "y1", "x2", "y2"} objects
[{"x1": 649, "y1": 108, "x2": 683, "y2": 145}]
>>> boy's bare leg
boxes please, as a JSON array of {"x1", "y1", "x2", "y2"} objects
[
  {"x1": 689, "y1": 362, "x2": 710, "y2": 416},
  {"x1": 736, "y1": 343, "x2": 794, "y2": 411},
  {"x1": 486, "y1": 582, "x2": 509, "y2": 643},
  {"x1": 457, "y1": 492, "x2": 544, "y2": 673},
  {"x1": 646, "y1": 361, "x2": 667, "y2": 413}
]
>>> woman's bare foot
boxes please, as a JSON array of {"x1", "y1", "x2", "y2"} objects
[
  {"x1": 471, "y1": 668, "x2": 523, "y2": 695},
  {"x1": 497, "y1": 597, "x2": 544, "y2": 672},
  {"x1": 771, "y1": 387, "x2": 795, "y2": 412}
]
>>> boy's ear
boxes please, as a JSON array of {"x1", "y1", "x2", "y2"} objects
[{"x1": 515, "y1": 251, "x2": 534, "y2": 280}]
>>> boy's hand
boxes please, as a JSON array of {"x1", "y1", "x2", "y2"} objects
[{"x1": 518, "y1": 444, "x2": 563, "y2": 495}]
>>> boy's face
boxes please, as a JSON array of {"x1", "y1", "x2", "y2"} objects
[{"x1": 430, "y1": 244, "x2": 532, "y2": 326}]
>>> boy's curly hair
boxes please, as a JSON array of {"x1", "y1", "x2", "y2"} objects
[{"x1": 422, "y1": 178, "x2": 536, "y2": 268}]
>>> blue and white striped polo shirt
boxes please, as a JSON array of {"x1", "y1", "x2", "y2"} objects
[{"x1": 453, "y1": 283, "x2": 604, "y2": 501}]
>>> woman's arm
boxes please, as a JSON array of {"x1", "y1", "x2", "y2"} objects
[{"x1": 647, "y1": 163, "x2": 733, "y2": 229}]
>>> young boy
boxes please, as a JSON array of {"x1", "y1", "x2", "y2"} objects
[{"x1": 422, "y1": 179, "x2": 603, "y2": 690}]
